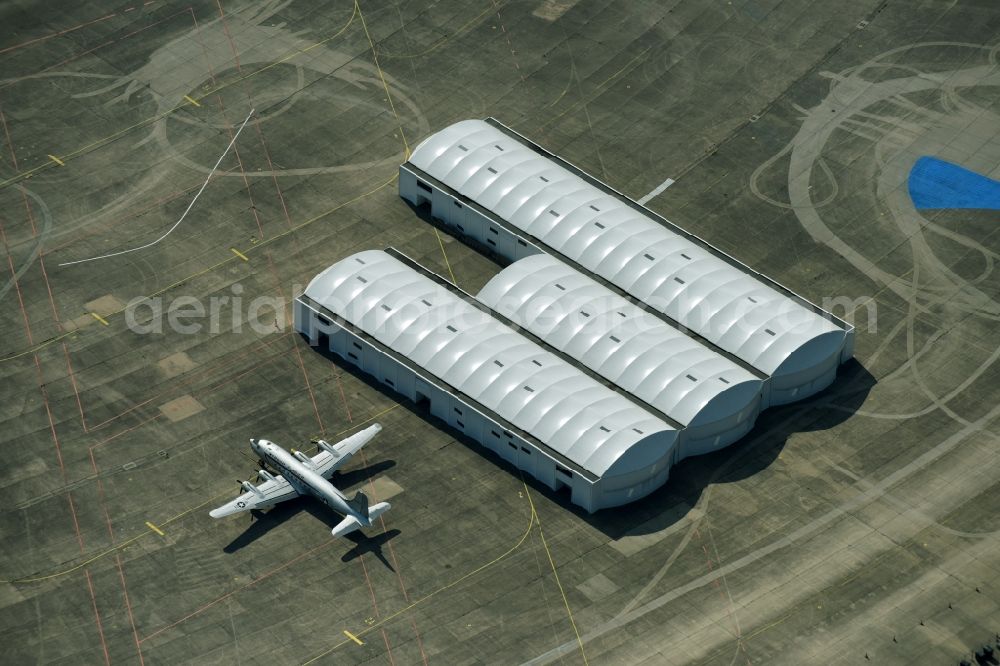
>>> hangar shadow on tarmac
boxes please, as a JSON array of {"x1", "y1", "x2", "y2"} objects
[{"x1": 303, "y1": 336, "x2": 876, "y2": 543}]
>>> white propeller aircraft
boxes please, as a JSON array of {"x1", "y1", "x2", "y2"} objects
[{"x1": 209, "y1": 423, "x2": 390, "y2": 538}]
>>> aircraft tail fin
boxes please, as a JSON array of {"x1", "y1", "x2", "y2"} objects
[
  {"x1": 331, "y1": 498, "x2": 391, "y2": 538},
  {"x1": 347, "y1": 490, "x2": 369, "y2": 518}
]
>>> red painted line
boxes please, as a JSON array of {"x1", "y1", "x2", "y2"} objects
[
  {"x1": 0, "y1": 220, "x2": 33, "y2": 346},
  {"x1": 62, "y1": 343, "x2": 88, "y2": 432},
  {"x1": 30, "y1": 362, "x2": 70, "y2": 481},
  {"x1": 140, "y1": 538, "x2": 335, "y2": 643},
  {"x1": 382, "y1": 627, "x2": 397, "y2": 666},
  {"x1": 34, "y1": 354, "x2": 85, "y2": 553},
  {"x1": 410, "y1": 617, "x2": 429, "y2": 665},
  {"x1": 246, "y1": 94, "x2": 306, "y2": 253},
  {"x1": 252, "y1": 118, "x2": 293, "y2": 231},
  {"x1": 215, "y1": 0, "x2": 243, "y2": 73},
  {"x1": 0, "y1": 12, "x2": 116, "y2": 56},
  {"x1": 202, "y1": 6, "x2": 263, "y2": 242},
  {"x1": 293, "y1": 317, "x2": 325, "y2": 434},
  {"x1": 0, "y1": 108, "x2": 17, "y2": 170},
  {"x1": 212, "y1": 96, "x2": 264, "y2": 240},
  {"x1": 358, "y1": 550, "x2": 382, "y2": 618},
  {"x1": 355, "y1": 444, "x2": 429, "y2": 664},
  {"x1": 18, "y1": 188, "x2": 64, "y2": 339},
  {"x1": 36, "y1": 254, "x2": 61, "y2": 328},
  {"x1": 358, "y1": 537, "x2": 396, "y2": 665},
  {"x1": 188, "y1": 7, "x2": 218, "y2": 86},
  {"x1": 116, "y1": 553, "x2": 145, "y2": 665},
  {"x1": 18, "y1": 188, "x2": 37, "y2": 236},
  {"x1": 85, "y1": 569, "x2": 112, "y2": 666},
  {"x1": 695, "y1": 528, "x2": 752, "y2": 665},
  {"x1": 64, "y1": 492, "x2": 86, "y2": 554},
  {"x1": 333, "y1": 367, "x2": 353, "y2": 423},
  {"x1": 262, "y1": 249, "x2": 291, "y2": 331},
  {"x1": 89, "y1": 447, "x2": 117, "y2": 544},
  {"x1": 263, "y1": 250, "x2": 325, "y2": 433}
]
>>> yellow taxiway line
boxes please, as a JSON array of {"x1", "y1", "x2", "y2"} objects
[{"x1": 342, "y1": 630, "x2": 364, "y2": 646}]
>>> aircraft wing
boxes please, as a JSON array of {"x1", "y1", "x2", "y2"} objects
[
  {"x1": 310, "y1": 423, "x2": 382, "y2": 479},
  {"x1": 209, "y1": 475, "x2": 299, "y2": 518}
]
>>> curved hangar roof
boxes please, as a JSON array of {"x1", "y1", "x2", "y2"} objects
[
  {"x1": 478, "y1": 254, "x2": 762, "y2": 428},
  {"x1": 304, "y1": 250, "x2": 678, "y2": 478},
  {"x1": 407, "y1": 119, "x2": 847, "y2": 379}
]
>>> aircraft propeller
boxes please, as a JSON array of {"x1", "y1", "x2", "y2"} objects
[{"x1": 238, "y1": 448, "x2": 272, "y2": 478}]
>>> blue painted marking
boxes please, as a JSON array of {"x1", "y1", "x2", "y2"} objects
[{"x1": 908, "y1": 156, "x2": 1000, "y2": 210}]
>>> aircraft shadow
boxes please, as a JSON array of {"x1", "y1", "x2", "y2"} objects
[
  {"x1": 330, "y1": 459, "x2": 395, "y2": 489},
  {"x1": 222, "y1": 459, "x2": 397, "y2": 557},
  {"x1": 341, "y1": 529, "x2": 401, "y2": 571}
]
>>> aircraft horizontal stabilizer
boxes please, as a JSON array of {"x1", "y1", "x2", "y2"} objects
[
  {"x1": 368, "y1": 501, "x2": 391, "y2": 521},
  {"x1": 331, "y1": 501, "x2": 391, "y2": 538},
  {"x1": 332, "y1": 515, "x2": 361, "y2": 538}
]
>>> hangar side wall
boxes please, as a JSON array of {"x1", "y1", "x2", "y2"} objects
[
  {"x1": 294, "y1": 295, "x2": 663, "y2": 512},
  {"x1": 400, "y1": 164, "x2": 546, "y2": 264}
]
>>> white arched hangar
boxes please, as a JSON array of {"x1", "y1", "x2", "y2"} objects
[
  {"x1": 478, "y1": 253, "x2": 765, "y2": 459},
  {"x1": 294, "y1": 249, "x2": 680, "y2": 512},
  {"x1": 399, "y1": 118, "x2": 855, "y2": 406}
]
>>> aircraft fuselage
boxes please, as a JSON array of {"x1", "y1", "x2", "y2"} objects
[{"x1": 250, "y1": 438, "x2": 367, "y2": 526}]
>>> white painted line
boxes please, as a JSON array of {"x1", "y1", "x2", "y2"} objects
[
  {"x1": 58, "y1": 108, "x2": 255, "y2": 267},
  {"x1": 637, "y1": 177, "x2": 675, "y2": 205}
]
